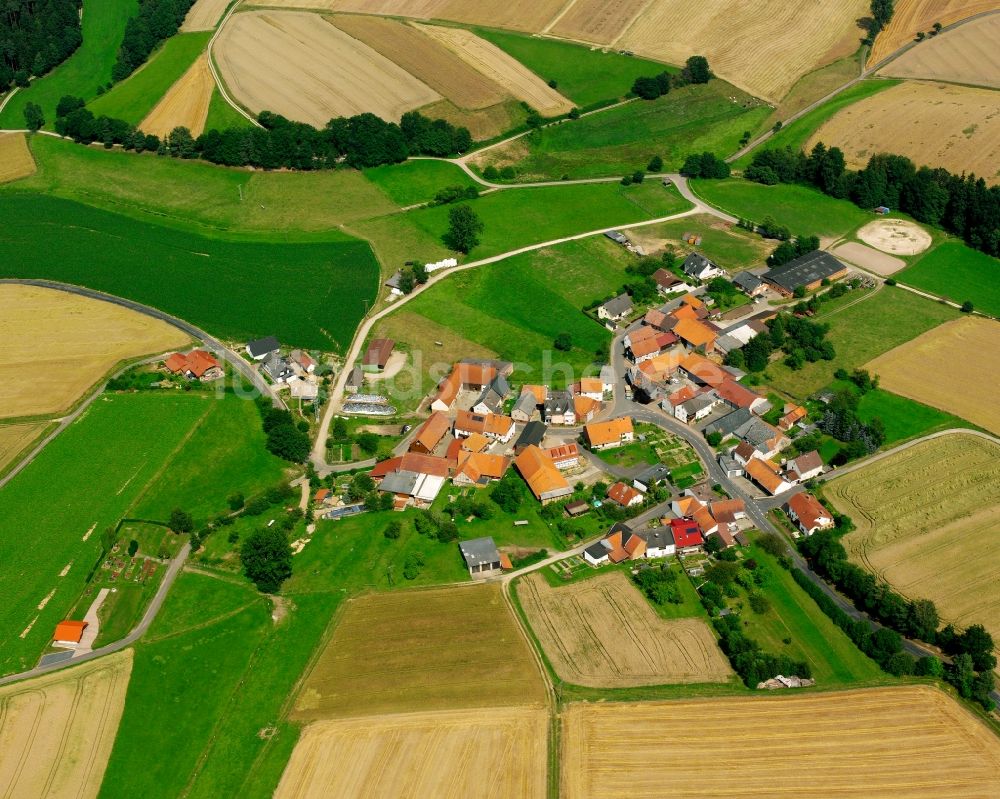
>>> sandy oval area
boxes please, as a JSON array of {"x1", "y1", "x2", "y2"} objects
[
  {"x1": 857, "y1": 219, "x2": 931, "y2": 255},
  {"x1": 833, "y1": 242, "x2": 906, "y2": 276}
]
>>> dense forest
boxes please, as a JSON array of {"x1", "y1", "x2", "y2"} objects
[
  {"x1": 1, "y1": 0, "x2": 82, "y2": 89},
  {"x1": 112, "y1": 0, "x2": 195, "y2": 81}
]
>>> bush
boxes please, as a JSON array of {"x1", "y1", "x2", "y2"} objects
[
  {"x1": 748, "y1": 592, "x2": 771, "y2": 614},
  {"x1": 241, "y1": 527, "x2": 292, "y2": 593},
  {"x1": 384, "y1": 520, "x2": 402, "y2": 539},
  {"x1": 647, "y1": 155, "x2": 663, "y2": 172},
  {"x1": 554, "y1": 332, "x2": 573, "y2": 351},
  {"x1": 169, "y1": 508, "x2": 193, "y2": 533}
]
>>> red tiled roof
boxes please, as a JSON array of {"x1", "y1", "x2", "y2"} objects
[
  {"x1": 744, "y1": 458, "x2": 788, "y2": 495},
  {"x1": 584, "y1": 417, "x2": 633, "y2": 447},
  {"x1": 788, "y1": 492, "x2": 833, "y2": 531},
  {"x1": 545, "y1": 443, "x2": 579, "y2": 464},
  {"x1": 670, "y1": 518, "x2": 703, "y2": 548},
  {"x1": 410, "y1": 412, "x2": 451, "y2": 453},
  {"x1": 680, "y1": 353, "x2": 729, "y2": 387},
  {"x1": 164, "y1": 353, "x2": 187, "y2": 373},
  {"x1": 514, "y1": 446, "x2": 570, "y2": 500},
  {"x1": 716, "y1": 379, "x2": 762, "y2": 409},
  {"x1": 363, "y1": 338, "x2": 394, "y2": 367},
  {"x1": 607, "y1": 482, "x2": 642, "y2": 506}
]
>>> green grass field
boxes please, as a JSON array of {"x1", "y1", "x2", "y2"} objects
[
  {"x1": 0, "y1": 193, "x2": 378, "y2": 349},
  {"x1": 900, "y1": 241, "x2": 1000, "y2": 317},
  {"x1": 130, "y1": 395, "x2": 288, "y2": 525},
  {"x1": 0, "y1": 393, "x2": 207, "y2": 676},
  {"x1": 692, "y1": 179, "x2": 871, "y2": 240},
  {"x1": 826, "y1": 382, "x2": 970, "y2": 445},
  {"x1": 635, "y1": 213, "x2": 774, "y2": 271},
  {"x1": 765, "y1": 287, "x2": 959, "y2": 398},
  {"x1": 204, "y1": 87, "x2": 255, "y2": 132},
  {"x1": 364, "y1": 159, "x2": 478, "y2": 206},
  {"x1": 492, "y1": 81, "x2": 770, "y2": 179},
  {"x1": 734, "y1": 79, "x2": 899, "y2": 169},
  {"x1": 11, "y1": 136, "x2": 399, "y2": 236},
  {"x1": 738, "y1": 545, "x2": 884, "y2": 687},
  {"x1": 88, "y1": 32, "x2": 211, "y2": 124},
  {"x1": 406, "y1": 181, "x2": 691, "y2": 259},
  {"x1": 0, "y1": 0, "x2": 138, "y2": 128},
  {"x1": 475, "y1": 28, "x2": 674, "y2": 109}
]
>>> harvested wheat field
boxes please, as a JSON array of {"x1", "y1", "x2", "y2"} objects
[
  {"x1": 857, "y1": 218, "x2": 932, "y2": 255},
  {"x1": 618, "y1": 0, "x2": 868, "y2": 102},
  {"x1": 276, "y1": 707, "x2": 547, "y2": 799},
  {"x1": 181, "y1": 0, "x2": 230, "y2": 31},
  {"x1": 829, "y1": 434, "x2": 1000, "y2": 646},
  {"x1": 869, "y1": 1, "x2": 1000, "y2": 64},
  {"x1": 332, "y1": 16, "x2": 507, "y2": 111},
  {"x1": 321, "y1": 0, "x2": 567, "y2": 34},
  {"x1": 809, "y1": 81, "x2": 1000, "y2": 183},
  {"x1": 881, "y1": 15, "x2": 1000, "y2": 89},
  {"x1": 0, "y1": 651, "x2": 132, "y2": 799},
  {"x1": 562, "y1": 686, "x2": 1000, "y2": 798},
  {"x1": 140, "y1": 53, "x2": 214, "y2": 137},
  {"x1": 548, "y1": 0, "x2": 652, "y2": 46},
  {"x1": 292, "y1": 583, "x2": 546, "y2": 721},
  {"x1": 833, "y1": 242, "x2": 906, "y2": 275},
  {"x1": 214, "y1": 11, "x2": 441, "y2": 125},
  {"x1": 518, "y1": 571, "x2": 731, "y2": 687},
  {"x1": 866, "y1": 317, "x2": 1000, "y2": 433},
  {"x1": 415, "y1": 25, "x2": 573, "y2": 117},
  {"x1": 0, "y1": 133, "x2": 35, "y2": 184},
  {"x1": 0, "y1": 284, "x2": 189, "y2": 420},
  {"x1": 0, "y1": 422, "x2": 45, "y2": 473}
]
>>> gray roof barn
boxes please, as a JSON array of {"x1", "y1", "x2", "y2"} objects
[
  {"x1": 515, "y1": 421, "x2": 547, "y2": 450},
  {"x1": 704, "y1": 407, "x2": 753, "y2": 437},
  {"x1": 763, "y1": 251, "x2": 847, "y2": 293},
  {"x1": 247, "y1": 336, "x2": 280, "y2": 359},
  {"x1": 459, "y1": 537, "x2": 502, "y2": 574}
]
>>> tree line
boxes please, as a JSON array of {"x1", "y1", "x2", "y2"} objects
[
  {"x1": 113, "y1": 0, "x2": 196, "y2": 82},
  {"x1": 53, "y1": 96, "x2": 473, "y2": 170},
  {"x1": 1, "y1": 0, "x2": 82, "y2": 89},
  {"x1": 745, "y1": 142, "x2": 1000, "y2": 258}
]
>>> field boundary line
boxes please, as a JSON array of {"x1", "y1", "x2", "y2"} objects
[{"x1": 541, "y1": 0, "x2": 580, "y2": 34}]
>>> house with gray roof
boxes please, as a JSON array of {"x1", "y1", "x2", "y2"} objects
[
  {"x1": 732, "y1": 270, "x2": 766, "y2": 296},
  {"x1": 263, "y1": 352, "x2": 293, "y2": 383},
  {"x1": 597, "y1": 293, "x2": 634, "y2": 322},
  {"x1": 681, "y1": 253, "x2": 724, "y2": 281},
  {"x1": 703, "y1": 407, "x2": 753, "y2": 438},
  {"x1": 246, "y1": 336, "x2": 280, "y2": 361},
  {"x1": 511, "y1": 391, "x2": 537, "y2": 422},
  {"x1": 514, "y1": 421, "x2": 547, "y2": 452},
  {"x1": 459, "y1": 537, "x2": 503, "y2": 578},
  {"x1": 473, "y1": 374, "x2": 511, "y2": 415},
  {"x1": 544, "y1": 391, "x2": 575, "y2": 425}
]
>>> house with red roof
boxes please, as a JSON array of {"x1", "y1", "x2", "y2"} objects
[
  {"x1": 669, "y1": 518, "x2": 704, "y2": 551},
  {"x1": 786, "y1": 492, "x2": 834, "y2": 536},
  {"x1": 164, "y1": 350, "x2": 222, "y2": 381},
  {"x1": 607, "y1": 481, "x2": 644, "y2": 508}
]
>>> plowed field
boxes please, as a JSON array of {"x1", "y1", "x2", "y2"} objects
[
  {"x1": 881, "y1": 14, "x2": 1000, "y2": 88},
  {"x1": 325, "y1": 0, "x2": 567, "y2": 33},
  {"x1": 869, "y1": 1, "x2": 1000, "y2": 64}
]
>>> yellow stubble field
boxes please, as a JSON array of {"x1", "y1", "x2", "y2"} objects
[
  {"x1": 0, "y1": 133, "x2": 36, "y2": 184},
  {"x1": 869, "y1": 1, "x2": 1000, "y2": 64},
  {"x1": 548, "y1": 0, "x2": 653, "y2": 45},
  {"x1": 181, "y1": 0, "x2": 231, "y2": 32},
  {"x1": 0, "y1": 422, "x2": 46, "y2": 474},
  {"x1": 881, "y1": 14, "x2": 1000, "y2": 89},
  {"x1": 0, "y1": 651, "x2": 133, "y2": 799},
  {"x1": 562, "y1": 686, "x2": 1000, "y2": 798},
  {"x1": 518, "y1": 571, "x2": 732, "y2": 687},
  {"x1": 140, "y1": 53, "x2": 214, "y2": 137},
  {"x1": 0, "y1": 284, "x2": 190, "y2": 420}
]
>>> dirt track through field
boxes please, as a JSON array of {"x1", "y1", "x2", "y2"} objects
[
  {"x1": 140, "y1": 53, "x2": 214, "y2": 137},
  {"x1": 518, "y1": 571, "x2": 731, "y2": 686},
  {"x1": 549, "y1": 0, "x2": 652, "y2": 45},
  {"x1": 332, "y1": 15, "x2": 508, "y2": 110},
  {"x1": 214, "y1": 10, "x2": 441, "y2": 125},
  {"x1": 181, "y1": 0, "x2": 230, "y2": 31},
  {"x1": 870, "y1": 1, "x2": 1000, "y2": 64},
  {"x1": 0, "y1": 133, "x2": 35, "y2": 183},
  {"x1": 0, "y1": 284, "x2": 189, "y2": 420},
  {"x1": 808, "y1": 81, "x2": 1000, "y2": 184},
  {"x1": 618, "y1": 0, "x2": 869, "y2": 102},
  {"x1": 866, "y1": 316, "x2": 1000, "y2": 434},
  {"x1": 276, "y1": 707, "x2": 547, "y2": 799},
  {"x1": 562, "y1": 686, "x2": 1000, "y2": 798},
  {"x1": 881, "y1": 14, "x2": 1000, "y2": 89},
  {"x1": 0, "y1": 651, "x2": 132, "y2": 799},
  {"x1": 415, "y1": 24, "x2": 573, "y2": 117}
]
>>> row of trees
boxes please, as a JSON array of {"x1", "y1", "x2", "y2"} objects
[
  {"x1": 113, "y1": 0, "x2": 195, "y2": 82},
  {"x1": 767, "y1": 234, "x2": 820, "y2": 267},
  {"x1": 53, "y1": 96, "x2": 473, "y2": 171},
  {"x1": 679, "y1": 151, "x2": 730, "y2": 179},
  {"x1": 630, "y1": 55, "x2": 712, "y2": 99},
  {"x1": 866, "y1": 0, "x2": 895, "y2": 46},
  {"x1": 745, "y1": 142, "x2": 1000, "y2": 258},
  {"x1": 0, "y1": 0, "x2": 82, "y2": 89}
]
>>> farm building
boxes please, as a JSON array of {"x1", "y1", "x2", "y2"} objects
[
  {"x1": 53, "y1": 620, "x2": 88, "y2": 646},
  {"x1": 246, "y1": 335, "x2": 280, "y2": 360},
  {"x1": 472, "y1": 374, "x2": 511, "y2": 415},
  {"x1": 454, "y1": 410, "x2": 515, "y2": 444},
  {"x1": 673, "y1": 317, "x2": 718, "y2": 353},
  {"x1": 632, "y1": 464, "x2": 670, "y2": 494},
  {"x1": 732, "y1": 418, "x2": 789, "y2": 462},
  {"x1": 743, "y1": 458, "x2": 794, "y2": 496},
  {"x1": 545, "y1": 443, "x2": 580, "y2": 470},
  {"x1": 164, "y1": 349, "x2": 222, "y2": 381},
  {"x1": 762, "y1": 252, "x2": 848, "y2": 296},
  {"x1": 573, "y1": 395, "x2": 601, "y2": 423},
  {"x1": 786, "y1": 492, "x2": 834, "y2": 536},
  {"x1": 675, "y1": 391, "x2": 721, "y2": 424},
  {"x1": 681, "y1": 253, "x2": 724, "y2": 281},
  {"x1": 597, "y1": 293, "x2": 634, "y2": 322},
  {"x1": 430, "y1": 362, "x2": 498, "y2": 412},
  {"x1": 459, "y1": 537, "x2": 504, "y2": 578},
  {"x1": 511, "y1": 391, "x2": 538, "y2": 422},
  {"x1": 565, "y1": 500, "x2": 590, "y2": 518},
  {"x1": 288, "y1": 377, "x2": 318, "y2": 401},
  {"x1": 409, "y1": 412, "x2": 452, "y2": 455},
  {"x1": 290, "y1": 349, "x2": 316, "y2": 373},
  {"x1": 363, "y1": 338, "x2": 395, "y2": 372},
  {"x1": 514, "y1": 421, "x2": 547, "y2": 452},
  {"x1": 345, "y1": 365, "x2": 363, "y2": 393},
  {"x1": 584, "y1": 417, "x2": 635, "y2": 450},
  {"x1": 778, "y1": 404, "x2": 808, "y2": 431},
  {"x1": 716, "y1": 380, "x2": 767, "y2": 413},
  {"x1": 514, "y1": 445, "x2": 572, "y2": 505},
  {"x1": 785, "y1": 450, "x2": 824, "y2": 482},
  {"x1": 454, "y1": 452, "x2": 510, "y2": 487}
]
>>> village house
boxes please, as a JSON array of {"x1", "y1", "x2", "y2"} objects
[
  {"x1": 511, "y1": 391, "x2": 537, "y2": 422},
  {"x1": 584, "y1": 417, "x2": 634, "y2": 450},
  {"x1": 584, "y1": 523, "x2": 678, "y2": 565},
  {"x1": 673, "y1": 317, "x2": 718, "y2": 354},
  {"x1": 164, "y1": 349, "x2": 223, "y2": 381},
  {"x1": 629, "y1": 331, "x2": 679, "y2": 363},
  {"x1": 246, "y1": 336, "x2": 279, "y2": 361},
  {"x1": 453, "y1": 451, "x2": 510, "y2": 487},
  {"x1": 744, "y1": 457, "x2": 794, "y2": 496},
  {"x1": 514, "y1": 421, "x2": 547, "y2": 453},
  {"x1": 704, "y1": 407, "x2": 753, "y2": 439},
  {"x1": 430, "y1": 362, "x2": 496, "y2": 412},
  {"x1": 732, "y1": 270, "x2": 767, "y2": 297},
  {"x1": 670, "y1": 518, "x2": 704, "y2": 552},
  {"x1": 785, "y1": 450, "x2": 825, "y2": 483},
  {"x1": 409, "y1": 412, "x2": 452, "y2": 455},
  {"x1": 715, "y1": 379, "x2": 768, "y2": 414},
  {"x1": 263, "y1": 352, "x2": 294, "y2": 384},
  {"x1": 778, "y1": 404, "x2": 808, "y2": 432},
  {"x1": 363, "y1": 338, "x2": 394, "y2": 372},
  {"x1": 545, "y1": 443, "x2": 580, "y2": 470},
  {"x1": 290, "y1": 349, "x2": 316, "y2": 374},
  {"x1": 288, "y1": 376, "x2": 319, "y2": 402},
  {"x1": 514, "y1": 445, "x2": 572, "y2": 504},
  {"x1": 572, "y1": 377, "x2": 604, "y2": 401},
  {"x1": 371, "y1": 452, "x2": 450, "y2": 509},
  {"x1": 454, "y1": 410, "x2": 516, "y2": 444},
  {"x1": 472, "y1": 374, "x2": 511, "y2": 415},
  {"x1": 675, "y1": 390, "x2": 721, "y2": 424},
  {"x1": 459, "y1": 537, "x2": 504, "y2": 578},
  {"x1": 681, "y1": 253, "x2": 725, "y2": 282},
  {"x1": 719, "y1": 453, "x2": 743, "y2": 478},
  {"x1": 573, "y1": 395, "x2": 601, "y2": 424},
  {"x1": 732, "y1": 418, "x2": 789, "y2": 463},
  {"x1": 544, "y1": 391, "x2": 576, "y2": 425},
  {"x1": 678, "y1": 352, "x2": 729, "y2": 388},
  {"x1": 762, "y1": 251, "x2": 849, "y2": 297},
  {"x1": 786, "y1": 492, "x2": 835, "y2": 536},
  {"x1": 652, "y1": 268, "x2": 694, "y2": 295},
  {"x1": 633, "y1": 463, "x2": 670, "y2": 493},
  {"x1": 599, "y1": 365, "x2": 615, "y2": 394},
  {"x1": 607, "y1": 481, "x2": 644, "y2": 508},
  {"x1": 597, "y1": 293, "x2": 634, "y2": 322}
]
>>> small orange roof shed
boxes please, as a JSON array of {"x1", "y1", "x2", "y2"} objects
[{"x1": 53, "y1": 620, "x2": 87, "y2": 643}]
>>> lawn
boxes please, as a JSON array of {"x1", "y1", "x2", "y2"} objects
[
  {"x1": 630, "y1": 213, "x2": 774, "y2": 271},
  {"x1": 428, "y1": 488, "x2": 563, "y2": 550},
  {"x1": 0, "y1": 0, "x2": 138, "y2": 128},
  {"x1": 129, "y1": 394, "x2": 288, "y2": 525},
  {"x1": 204, "y1": 87, "x2": 255, "y2": 132},
  {"x1": 691, "y1": 179, "x2": 871, "y2": 240},
  {"x1": 900, "y1": 241, "x2": 1000, "y2": 317},
  {"x1": 11, "y1": 135, "x2": 399, "y2": 236},
  {"x1": 765, "y1": 287, "x2": 959, "y2": 398},
  {"x1": 475, "y1": 27, "x2": 675, "y2": 109},
  {"x1": 0, "y1": 392, "x2": 208, "y2": 676},
  {"x1": 736, "y1": 545, "x2": 885, "y2": 687},
  {"x1": 364, "y1": 159, "x2": 478, "y2": 206},
  {"x1": 0, "y1": 193, "x2": 379, "y2": 350},
  {"x1": 405, "y1": 180, "x2": 692, "y2": 259},
  {"x1": 734, "y1": 79, "x2": 899, "y2": 168},
  {"x1": 488, "y1": 81, "x2": 770, "y2": 179},
  {"x1": 88, "y1": 32, "x2": 211, "y2": 124}
]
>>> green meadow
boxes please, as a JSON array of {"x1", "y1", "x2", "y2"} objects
[
  {"x1": 364, "y1": 159, "x2": 478, "y2": 206},
  {"x1": 901, "y1": 241, "x2": 1000, "y2": 317},
  {"x1": 0, "y1": 393, "x2": 207, "y2": 676},
  {"x1": 0, "y1": 193, "x2": 378, "y2": 349},
  {"x1": 0, "y1": 0, "x2": 138, "y2": 128},
  {"x1": 204, "y1": 87, "x2": 255, "y2": 132},
  {"x1": 88, "y1": 32, "x2": 211, "y2": 124}
]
